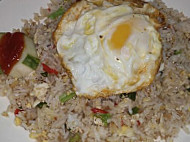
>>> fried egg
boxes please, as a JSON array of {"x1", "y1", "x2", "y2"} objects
[{"x1": 54, "y1": 0, "x2": 165, "y2": 98}]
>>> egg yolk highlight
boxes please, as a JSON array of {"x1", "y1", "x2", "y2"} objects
[{"x1": 110, "y1": 23, "x2": 131, "y2": 50}]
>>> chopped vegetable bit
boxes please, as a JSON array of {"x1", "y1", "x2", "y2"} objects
[
  {"x1": 94, "y1": 113, "x2": 111, "y2": 126},
  {"x1": 42, "y1": 63, "x2": 58, "y2": 75},
  {"x1": 69, "y1": 133, "x2": 81, "y2": 142},
  {"x1": 59, "y1": 92, "x2": 76, "y2": 103},
  {"x1": 36, "y1": 102, "x2": 48, "y2": 109},
  {"x1": 14, "y1": 117, "x2": 22, "y2": 126},
  {"x1": 174, "y1": 50, "x2": 182, "y2": 55},
  {"x1": 91, "y1": 108, "x2": 108, "y2": 114},
  {"x1": 0, "y1": 66, "x2": 3, "y2": 74},
  {"x1": 14, "y1": 108, "x2": 23, "y2": 115},
  {"x1": 127, "y1": 92, "x2": 136, "y2": 101},
  {"x1": 137, "y1": 120, "x2": 141, "y2": 126},
  {"x1": 120, "y1": 92, "x2": 136, "y2": 101},
  {"x1": 48, "y1": 7, "x2": 64, "y2": 19},
  {"x1": 22, "y1": 54, "x2": 40, "y2": 70},
  {"x1": 18, "y1": 106, "x2": 22, "y2": 109},
  {"x1": 129, "y1": 107, "x2": 140, "y2": 115},
  {"x1": 187, "y1": 88, "x2": 190, "y2": 92},
  {"x1": 47, "y1": 8, "x2": 51, "y2": 12},
  {"x1": 114, "y1": 102, "x2": 118, "y2": 106},
  {"x1": 41, "y1": 72, "x2": 48, "y2": 77}
]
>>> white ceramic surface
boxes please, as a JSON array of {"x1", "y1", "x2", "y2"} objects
[{"x1": 0, "y1": 0, "x2": 189, "y2": 141}]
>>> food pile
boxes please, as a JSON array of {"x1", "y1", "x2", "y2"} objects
[{"x1": 0, "y1": 0, "x2": 190, "y2": 142}]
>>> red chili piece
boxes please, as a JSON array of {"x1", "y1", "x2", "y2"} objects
[
  {"x1": 14, "y1": 109, "x2": 23, "y2": 115},
  {"x1": 52, "y1": 45, "x2": 56, "y2": 49},
  {"x1": 91, "y1": 108, "x2": 108, "y2": 114},
  {"x1": 47, "y1": 8, "x2": 51, "y2": 12},
  {"x1": 42, "y1": 63, "x2": 58, "y2": 75},
  {"x1": 137, "y1": 120, "x2": 141, "y2": 126}
]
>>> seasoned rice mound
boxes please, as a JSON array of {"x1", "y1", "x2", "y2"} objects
[{"x1": 0, "y1": 0, "x2": 190, "y2": 142}]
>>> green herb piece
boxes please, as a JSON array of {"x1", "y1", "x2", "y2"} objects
[
  {"x1": 48, "y1": 7, "x2": 64, "y2": 19},
  {"x1": 120, "y1": 92, "x2": 136, "y2": 101},
  {"x1": 127, "y1": 92, "x2": 136, "y2": 101},
  {"x1": 69, "y1": 133, "x2": 81, "y2": 142},
  {"x1": 59, "y1": 92, "x2": 76, "y2": 103},
  {"x1": 36, "y1": 102, "x2": 47, "y2": 109},
  {"x1": 41, "y1": 72, "x2": 48, "y2": 77},
  {"x1": 130, "y1": 107, "x2": 140, "y2": 115},
  {"x1": 187, "y1": 88, "x2": 190, "y2": 92},
  {"x1": 94, "y1": 113, "x2": 112, "y2": 126},
  {"x1": 174, "y1": 50, "x2": 182, "y2": 55},
  {"x1": 0, "y1": 66, "x2": 3, "y2": 74},
  {"x1": 22, "y1": 54, "x2": 40, "y2": 70},
  {"x1": 18, "y1": 106, "x2": 23, "y2": 109}
]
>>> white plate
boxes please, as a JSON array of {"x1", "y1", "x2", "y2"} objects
[{"x1": 0, "y1": 0, "x2": 189, "y2": 141}]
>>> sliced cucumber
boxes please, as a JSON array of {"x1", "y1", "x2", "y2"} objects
[
  {"x1": 10, "y1": 35, "x2": 39, "y2": 78},
  {"x1": 0, "y1": 32, "x2": 39, "y2": 78}
]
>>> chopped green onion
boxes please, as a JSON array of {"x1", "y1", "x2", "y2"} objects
[
  {"x1": 22, "y1": 54, "x2": 40, "y2": 70},
  {"x1": 36, "y1": 102, "x2": 47, "y2": 109},
  {"x1": 69, "y1": 133, "x2": 81, "y2": 142},
  {"x1": 120, "y1": 92, "x2": 136, "y2": 101},
  {"x1": 129, "y1": 107, "x2": 140, "y2": 115},
  {"x1": 174, "y1": 50, "x2": 182, "y2": 55},
  {"x1": 18, "y1": 106, "x2": 23, "y2": 109},
  {"x1": 187, "y1": 88, "x2": 190, "y2": 92},
  {"x1": 59, "y1": 92, "x2": 76, "y2": 103},
  {"x1": 48, "y1": 7, "x2": 64, "y2": 19},
  {"x1": 127, "y1": 92, "x2": 136, "y2": 101},
  {"x1": 41, "y1": 72, "x2": 48, "y2": 77},
  {"x1": 94, "y1": 113, "x2": 112, "y2": 126},
  {"x1": 0, "y1": 66, "x2": 3, "y2": 74}
]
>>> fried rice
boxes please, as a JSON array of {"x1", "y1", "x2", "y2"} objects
[{"x1": 0, "y1": 0, "x2": 190, "y2": 141}]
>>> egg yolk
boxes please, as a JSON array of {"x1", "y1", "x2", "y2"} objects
[{"x1": 110, "y1": 23, "x2": 131, "y2": 50}]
